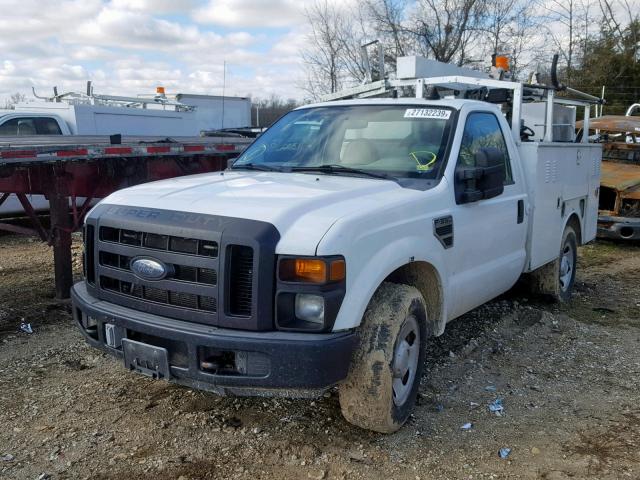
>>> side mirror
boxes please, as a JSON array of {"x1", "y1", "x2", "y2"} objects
[
  {"x1": 226, "y1": 158, "x2": 236, "y2": 169},
  {"x1": 455, "y1": 147, "x2": 505, "y2": 204}
]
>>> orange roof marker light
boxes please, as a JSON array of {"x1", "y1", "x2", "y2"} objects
[{"x1": 494, "y1": 55, "x2": 509, "y2": 72}]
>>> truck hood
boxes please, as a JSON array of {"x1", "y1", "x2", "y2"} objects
[{"x1": 102, "y1": 171, "x2": 411, "y2": 255}]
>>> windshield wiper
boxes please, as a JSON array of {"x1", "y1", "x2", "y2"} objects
[
  {"x1": 289, "y1": 164, "x2": 395, "y2": 181},
  {"x1": 231, "y1": 162, "x2": 282, "y2": 172}
]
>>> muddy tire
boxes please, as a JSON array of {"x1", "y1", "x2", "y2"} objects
[
  {"x1": 339, "y1": 282, "x2": 428, "y2": 433},
  {"x1": 528, "y1": 225, "x2": 578, "y2": 302}
]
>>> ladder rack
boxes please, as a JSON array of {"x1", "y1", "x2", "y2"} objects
[
  {"x1": 31, "y1": 83, "x2": 195, "y2": 112},
  {"x1": 321, "y1": 62, "x2": 602, "y2": 144}
]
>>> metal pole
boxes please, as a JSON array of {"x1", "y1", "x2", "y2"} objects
[
  {"x1": 49, "y1": 192, "x2": 73, "y2": 299},
  {"x1": 583, "y1": 105, "x2": 590, "y2": 144},
  {"x1": 221, "y1": 61, "x2": 226, "y2": 130},
  {"x1": 544, "y1": 90, "x2": 555, "y2": 143},
  {"x1": 512, "y1": 83, "x2": 523, "y2": 141}
]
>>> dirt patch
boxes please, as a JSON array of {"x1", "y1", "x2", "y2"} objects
[{"x1": 1, "y1": 236, "x2": 639, "y2": 479}]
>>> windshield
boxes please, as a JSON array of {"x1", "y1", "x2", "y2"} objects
[{"x1": 233, "y1": 105, "x2": 455, "y2": 187}]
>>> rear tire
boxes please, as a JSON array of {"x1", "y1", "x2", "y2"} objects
[
  {"x1": 528, "y1": 225, "x2": 577, "y2": 302},
  {"x1": 339, "y1": 282, "x2": 428, "y2": 433}
]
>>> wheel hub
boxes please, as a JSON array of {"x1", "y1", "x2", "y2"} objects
[
  {"x1": 392, "y1": 315, "x2": 420, "y2": 407},
  {"x1": 559, "y1": 243, "x2": 574, "y2": 291}
]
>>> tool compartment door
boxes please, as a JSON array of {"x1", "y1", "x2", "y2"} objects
[{"x1": 520, "y1": 143, "x2": 601, "y2": 271}]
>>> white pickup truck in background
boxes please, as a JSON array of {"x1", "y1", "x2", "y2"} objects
[
  {"x1": 71, "y1": 56, "x2": 602, "y2": 432},
  {"x1": 0, "y1": 111, "x2": 72, "y2": 135},
  {"x1": 1, "y1": 87, "x2": 251, "y2": 137},
  {"x1": 0, "y1": 86, "x2": 252, "y2": 216}
]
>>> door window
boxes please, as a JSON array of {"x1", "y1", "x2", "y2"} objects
[
  {"x1": 458, "y1": 112, "x2": 513, "y2": 184},
  {"x1": 0, "y1": 117, "x2": 62, "y2": 136},
  {"x1": 35, "y1": 117, "x2": 63, "y2": 135}
]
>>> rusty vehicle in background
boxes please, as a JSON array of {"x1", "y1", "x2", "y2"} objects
[{"x1": 577, "y1": 104, "x2": 640, "y2": 240}]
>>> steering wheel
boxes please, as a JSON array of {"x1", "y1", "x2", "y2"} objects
[{"x1": 520, "y1": 126, "x2": 535, "y2": 141}]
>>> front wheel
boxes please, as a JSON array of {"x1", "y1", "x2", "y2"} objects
[{"x1": 339, "y1": 282, "x2": 428, "y2": 433}]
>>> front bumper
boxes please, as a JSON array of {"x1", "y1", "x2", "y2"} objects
[
  {"x1": 71, "y1": 282, "x2": 356, "y2": 395},
  {"x1": 597, "y1": 215, "x2": 640, "y2": 240}
]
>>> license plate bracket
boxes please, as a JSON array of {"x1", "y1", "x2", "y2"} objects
[{"x1": 122, "y1": 339, "x2": 170, "y2": 380}]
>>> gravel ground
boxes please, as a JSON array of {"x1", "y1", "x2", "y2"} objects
[{"x1": 0, "y1": 235, "x2": 639, "y2": 480}]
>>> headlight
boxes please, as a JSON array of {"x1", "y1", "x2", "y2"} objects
[
  {"x1": 276, "y1": 256, "x2": 346, "y2": 332},
  {"x1": 295, "y1": 294, "x2": 325, "y2": 324},
  {"x1": 279, "y1": 257, "x2": 345, "y2": 284}
]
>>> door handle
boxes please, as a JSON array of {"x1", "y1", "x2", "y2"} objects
[{"x1": 517, "y1": 200, "x2": 524, "y2": 224}]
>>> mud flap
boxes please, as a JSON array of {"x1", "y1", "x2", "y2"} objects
[{"x1": 122, "y1": 339, "x2": 170, "y2": 380}]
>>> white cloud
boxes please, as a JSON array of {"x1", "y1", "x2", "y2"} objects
[
  {"x1": 0, "y1": 1, "x2": 102, "y2": 39},
  {"x1": 0, "y1": 0, "x2": 314, "y2": 104},
  {"x1": 109, "y1": 0, "x2": 196, "y2": 14},
  {"x1": 70, "y1": 46, "x2": 120, "y2": 62},
  {"x1": 194, "y1": 0, "x2": 304, "y2": 28}
]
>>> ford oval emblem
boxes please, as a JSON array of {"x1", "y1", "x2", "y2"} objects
[{"x1": 131, "y1": 257, "x2": 170, "y2": 281}]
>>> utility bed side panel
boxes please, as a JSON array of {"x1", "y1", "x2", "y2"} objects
[
  {"x1": 15, "y1": 103, "x2": 200, "y2": 136},
  {"x1": 75, "y1": 104, "x2": 198, "y2": 136},
  {"x1": 520, "y1": 143, "x2": 602, "y2": 271},
  {"x1": 584, "y1": 147, "x2": 601, "y2": 242}
]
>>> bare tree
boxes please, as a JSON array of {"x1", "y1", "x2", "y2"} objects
[
  {"x1": 300, "y1": 1, "x2": 369, "y2": 99},
  {"x1": 2, "y1": 92, "x2": 26, "y2": 110},
  {"x1": 252, "y1": 95, "x2": 299, "y2": 127},
  {"x1": 472, "y1": 0, "x2": 543, "y2": 78},
  {"x1": 301, "y1": 1, "x2": 345, "y2": 97},
  {"x1": 599, "y1": 0, "x2": 639, "y2": 59},
  {"x1": 539, "y1": 0, "x2": 595, "y2": 80},
  {"x1": 507, "y1": 9, "x2": 544, "y2": 78},
  {"x1": 301, "y1": 0, "x2": 494, "y2": 96},
  {"x1": 409, "y1": 0, "x2": 483, "y2": 65},
  {"x1": 338, "y1": 5, "x2": 371, "y2": 83},
  {"x1": 366, "y1": 0, "x2": 412, "y2": 59},
  {"x1": 299, "y1": 0, "x2": 637, "y2": 95},
  {"x1": 364, "y1": 0, "x2": 484, "y2": 65},
  {"x1": 476, "y1": 0, "x2": 542, "y2": 66},
  {"x1": 480, "y1": 0, "x2": 520, "y2": 54}
]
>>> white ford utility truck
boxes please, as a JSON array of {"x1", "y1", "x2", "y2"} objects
[{"x1": 72, "y1": 57, "x2": 602, "y2": 432}]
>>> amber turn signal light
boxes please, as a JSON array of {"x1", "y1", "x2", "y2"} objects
[
  {"x1": 329, "y1": 259, "x2": 346, "y2": 281},
  {"x1": 279, "y1": 257, "x2": 345, "y2": 284}
]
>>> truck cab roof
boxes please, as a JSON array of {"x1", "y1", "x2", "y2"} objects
[
  {"x1": 0, "y1": 110, "x2": 65, "y2": 118},
  {"x1": 298, "y1": 98, "x2": 488, "y2": 111}
]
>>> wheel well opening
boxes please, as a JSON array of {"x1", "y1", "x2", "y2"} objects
[
  {"x1": 384, "y1": 261, "x2": 444, "y2": 336},
  {"x1": 567, "y1": 213, "x2": 582, "y2": 245}
]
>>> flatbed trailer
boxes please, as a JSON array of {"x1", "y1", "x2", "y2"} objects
[{"x1": 0, "y1": 135, "x2": 251, "y2": 298}]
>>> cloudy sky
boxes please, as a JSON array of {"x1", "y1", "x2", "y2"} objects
[
  {"x1": 0, "y1": 0, "x2": 314, "y2": 102},
  {"x1": 1, "y1": 0, "x2": 635, "y2": 105}
]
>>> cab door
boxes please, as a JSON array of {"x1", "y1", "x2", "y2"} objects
[{"x1": 447, "y1": 110, "x2": 528, "y2": 319}]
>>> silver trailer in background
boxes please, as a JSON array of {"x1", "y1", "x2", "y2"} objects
[{"x1": 175, "y1": 94, "x2": 251, "y2": 131}]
